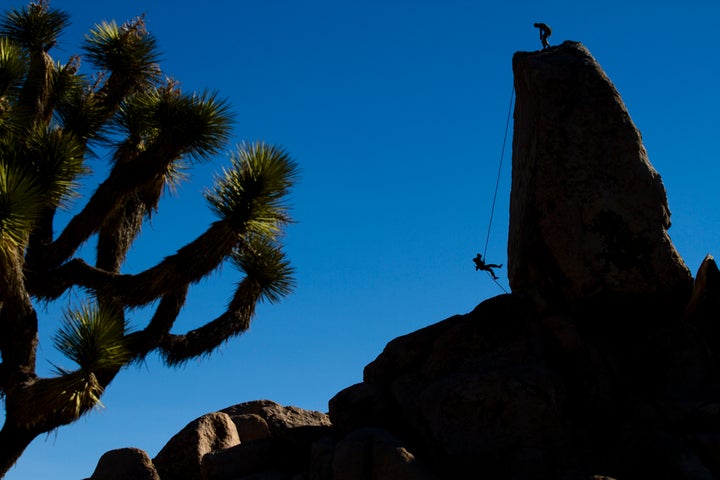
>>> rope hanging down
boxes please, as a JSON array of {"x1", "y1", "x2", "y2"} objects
[
  {"x1": 473, "y1": 85, "x2": 514, "y2": 293},
  {"x1": 483, "y1": 85, "x2": 515, "y2": 259}
]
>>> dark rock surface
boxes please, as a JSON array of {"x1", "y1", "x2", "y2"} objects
[
  {"x1": 86, "y1": 42, "x2": 720, "y2": 480},
  {"x1": 330, "y1": 428, "x2": 438, "y2": 480}
]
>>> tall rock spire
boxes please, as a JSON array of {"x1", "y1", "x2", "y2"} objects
[{"x1": 508, "y1": 41, "x2": 692, "y2": 308}]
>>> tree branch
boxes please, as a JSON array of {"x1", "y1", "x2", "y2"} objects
[
  {"x1": 28, "y1": 220, "x2": 239, "y2": 305},
  {"x1": 126, "y1": 285, "x2": 188, "y2": 359},
  {"x1": 158, "y1": 276, "x2": 263, "y2": 365},
  {"x1": 40, "y1": 142, "x2": 183, "y2": 268},
  {"x1": 16, "y1": 50, "x2": 53, "y2": 126},
  {"x1": 0, "y1": 254, "x2": 39, "y2": 384}
]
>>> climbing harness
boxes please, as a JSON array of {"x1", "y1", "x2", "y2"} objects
[{"x1": 478, "y1": 84, "x2": 514, "y2": 294}]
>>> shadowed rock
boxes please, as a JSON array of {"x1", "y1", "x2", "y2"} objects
[
  {"x1": 360, "y1": 295, "x2": 574, "y2": 478},
  {"x1": 152, "y1": 412, "x2": 239, "y2": 480},
  {"x1": 509, "y1": 41, "x2": 692, "y2": 309},
  {"x1": 201, "y1": 438, "x2": 292, "y2": 480},
  {"x1": 331, "y1": 428, "x2": 439, "y2": 480},
  {"x1": 88, "y1": 448, "x2": 159, "y2": 480},
  {"x1": 221, "y1": 399, "x2": 332, "y2": 445},
  {"x1": 685, "y1": 254, "x2": 720, "y2": 341}
]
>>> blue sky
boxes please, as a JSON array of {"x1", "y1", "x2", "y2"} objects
[{"x1": 5, "y1": 0, "x2": 719, "y2": 478}]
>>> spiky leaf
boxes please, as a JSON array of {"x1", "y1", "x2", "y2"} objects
[
  {"x1": 25, "y1": 125, "x2": 86, "y2": 208},
  {"x1": 83, "y1": 17, "x2": 159, "y2": 84},
  {"x1": 115, "y1": 87, "x2": 233, "y2": 161},
  {"x1": 205, "y1": 142, "x2": 299, "y2": 235},
  {"x1": 233, "y1": 235, "x2": 295, "y2": 303},
  {"x1": 53, "y1": 303, "x2": 129, "y2": 372},
  {"x1": 156, "y1": 89, "x2": 234, "y2": 159},
  {"x1": 0, "y1": 160, "x2": 42, "y2": 256},
  {"x1": 0, "y1": 2, "x2": 70, "y2": 51},
  {"x1": 54, "y1": 79, "x2": 108, "y2": 144},
  {"x1": 0, "y1": 37, "x2": 27, "y2": 97}
]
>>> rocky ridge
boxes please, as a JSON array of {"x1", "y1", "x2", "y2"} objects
[{"x1": 86, "y1": 42, "x2": 720, "y2": 480}]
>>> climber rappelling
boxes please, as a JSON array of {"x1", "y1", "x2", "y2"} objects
[{"x1": 473, "y1": 254, "x2": 503, "y2": 280}]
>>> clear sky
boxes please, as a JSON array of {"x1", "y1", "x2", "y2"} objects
[{"x1": 4, "y1": 0, "x2": 719, "y2": 478}]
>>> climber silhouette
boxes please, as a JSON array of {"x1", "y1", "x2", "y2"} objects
[
  {"x1": 534, "y1": 22, "x2": 551, "y2": 49},
  {"x1": 473, "y1": 254, "x2": 503, "y2": 280}
]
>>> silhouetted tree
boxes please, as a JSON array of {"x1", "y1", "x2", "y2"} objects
[{"x1": 0, "y1": 2, "x2": 298, "y2": 475}]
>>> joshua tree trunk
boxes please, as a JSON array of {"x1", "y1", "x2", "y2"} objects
[{"x1": 0, "y1": 425, "x2": 38, "y2": 478}]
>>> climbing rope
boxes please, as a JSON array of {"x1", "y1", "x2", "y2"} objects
[
  {"x1": 488, "y1": 273, "x2": 508, "y2": 293},
  {"x1": 482, "y1": 85, "x2": 515, "y2": 259},
  {"x1": 475, "y1": 85, "x2": 514, "y2": 294}
]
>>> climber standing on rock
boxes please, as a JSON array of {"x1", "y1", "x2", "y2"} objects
[{"x1": 534, "y1": 22, "x2": 551, "y2": 49}]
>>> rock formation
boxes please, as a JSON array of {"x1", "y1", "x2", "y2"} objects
[
  {"x1": 85, "y1": 42, "x2": 720, "y2": 480},
  {"x1": 153, "y1": 412, "x2": 240, "y2": 480},
  {"x1": 88, "y1": 448, "x2": 159, "y2": 480},
  {"x1": 509, "y1": 41, "x2": 692, "y2": 308}
]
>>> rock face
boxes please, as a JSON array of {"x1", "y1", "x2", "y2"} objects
[
  {"x1": 88, "y1": 448, "x2": 159, "y2": 480},
  {"x1": 86, "y1": 42, "x2": 720, "y2": 480},
  {"x1": 357, "y1": 296, "x2": 572, "y2": 479},
  {"x1": 331, "y1": 428, "x2": 438, "y2": 480},
  {"x1": 509, "y1": 41, "x2": 692, "y2": 307},
  {"x1": 153, "y1": 412, "x2": 240, "y2": 480}
]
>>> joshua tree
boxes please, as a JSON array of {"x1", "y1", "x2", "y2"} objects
[{"x1": 0, "y1": 2, "x2": 298, "y2": 475}]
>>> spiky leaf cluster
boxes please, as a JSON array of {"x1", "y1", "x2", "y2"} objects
[
  {"x1": 25, "y1": 125, "x2": 86, "y2": 204},
  {"x1": 206, "y1": 142, "x2": 299, "y2": 235},
  {"x1": 0, "y1": 1, "x2": 69, "y2": 51},
  {"x1": 83, "y1": 17, "x2": 159, "y2": 86},
  {"x1": 233, "y1": 235, "x2": 295, "y2": 304},
  {"x1": 114, "y1": 87, "x2": 233, "y2": 161},
  {"x1": 0, "y1": 37, "x2": 26, "y2": 99},
  {"x1": 0, "y1": 160, "x2": 42, "y2": 256},
  {"x1": 0, "y1": 124, "x2": 85, "y2": 213},
  {"x1": 54, "y1": 84, "x2": 107, "y2": 144},
  {"x1": 53, "y1": 304, "x2": 129, "y2": 373}
]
